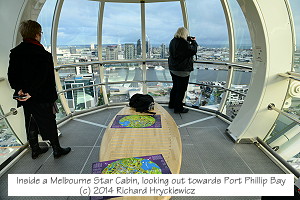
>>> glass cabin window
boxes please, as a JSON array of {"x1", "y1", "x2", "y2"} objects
[
  {"x1": 289, "y1": 0, "x2": 300, "y2": 72},
  {"x1": 102, "y1": 3, "x2": 141, "y2": 61},
  {"x1": 145, "y1": 1, "x2": 183, "y2": 59},
  {"x1": 227, "y1": 0, "x2": 253, "y2": 63},
  {"x1": 37, "y1": 0, "x2": 57, "y2": 51},
  {"x1": 57, "y1": 0, "x2": 99, "y2": 64},
  {"x1": 186, "y1": 0, "x2": 229, "y2": 62}
]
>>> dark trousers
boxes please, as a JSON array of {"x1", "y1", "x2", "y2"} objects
[
  {"x1": 169, "y1": 72, "x2": 190, "y2": 112},
  {"x1": 23, "y1": 102, "x2": 58, "y2": 141}
]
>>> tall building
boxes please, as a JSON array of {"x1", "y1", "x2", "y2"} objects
[
  {"x1": 117, "y1": 43, "x2": 124, "y2": 59},
  {"x1": 90, "y1": 43, "x2": 95, "y2": 50},
  {"x1": 135, "y1": 39, "x2": 151, "y2": 58},
  {"x1": 146, "y1": 40, "x2": 151, "y2": 58},
  {"x1": 70, "y1": 47, "x2": 76, "y2": 54},
  {"x1": 161, "y1": 43, "x2": 166, "y2": 59},
  {"x1": 124, "y1": 43, "x2": 135, "y2": 59},
  {"x1": 106, "y1": 45, "x2": 118, "y2": 60},
  {"x1": 137, "y1": 39, "x2": 141, "y2": 56}
]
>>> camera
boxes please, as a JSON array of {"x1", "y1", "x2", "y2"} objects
[{"x1": 187, "y1": 36, "x2": 195, "y2": 41}]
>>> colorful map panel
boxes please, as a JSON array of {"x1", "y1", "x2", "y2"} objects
[
  {"x1": 91, "y1": 154, "x2": 171, "y2": 200},
  {"x1": 111, "y1": 115, "x2": 162, "y2": 128},
  {"x1": 92, "y1": 154, "x2": 171, "y2": 174}
]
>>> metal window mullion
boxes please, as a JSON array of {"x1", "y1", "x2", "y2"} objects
[
  {"x1": 268, "y1": 103, "x2": 300, "y2": 124},
  {"x1": 83, "y1": 87, "x2": 87, "y2": 109},
  {"x1": 219, "y1": 66, "x2": 234, "y2": 113},
  {"x1": 51, "y1": 0, "x2": 63, "y2": 68},
  {"x1": 97, "y1": 2, "x2": 104, "y2": 62},
  {"x1": 284, "y1": 0, "x2": 296, "y2": 71},
  {"x1": 51, "y1": 0, "x2": 71, "y2": 115},
  {"x1": 180, "y1": 0, "x2": 189, "y2": 104},
  {"x1": 180, "y1": 0, "x2": 188, "y2": 29},
  {"x1": 221, "y1": 0, "x2": 235, "y2": 62},
  {"x1": 141, "y1": 2, "x2": 147, "y2": 94},
  {"x1": 98, "y1": 2, "x2": 108, "y2": 105},
  {"x1": 219, "y1": 0, "x2": 235, "y2": 113}
]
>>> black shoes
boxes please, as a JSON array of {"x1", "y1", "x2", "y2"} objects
[
  {"x1": 50, "y1": 137, "x2": 71, "y2": 158},
  {"x1": 31, "y1": 146, "x2": 48, "y2": 159},
  {"x1": 29, "y1": 134, "x2": 49, "y2": 159},
  {"x1": 174, "y1": 108, "x2": 189, "y2": 113},
  {"x1": 53, "y1": 147, "x2": 71, "y2": 159}
]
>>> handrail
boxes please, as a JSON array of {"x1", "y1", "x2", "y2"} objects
[
  {"x1": 268, "y1": 103, "x2": 300, "y2": 124},
  {"x1": 0, "y1": 77, "x2": 5, "y2": 82},
  {"x1": 188, "y1": 82, "x2": 246, "y2": 96},
  {"x1": 54, "y1": 59, "x2": 253, "y2": 71},
  {"x1": 0, "y1": 108, "x2": 18, "y2": 120},
  {"x1": 287, "y1": 71, "x2": 300, "y2": 77},
  {"x1": 279, "y1": 72, "x2": 300, "y2": 82},
  {"x1": 54, "y1": 59, "x2": 168, "y2": 70},
  {"x1": 194, "y1": 60, "x2": 253, "y2": 70},
  {"x1": 58, "y1": 80, "x2": 246, "y2": 97},
  {"x1": 58, "y1": 81, "x2": 139, "y2": 94},
  {"x1": 257, "y1": 137, "x2": 300, "y2": 178}
]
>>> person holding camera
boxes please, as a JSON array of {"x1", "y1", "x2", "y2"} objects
[
  {"x1": 7, "y1": 20, "x2": 71, "y2": 159},
  {"x1": 168, "y1": 27, "x2": 198, "y2": 113}
]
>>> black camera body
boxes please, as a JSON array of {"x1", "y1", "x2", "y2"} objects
[{"x1": 187, "y1": 36, "x2": 195, "y2": 41}]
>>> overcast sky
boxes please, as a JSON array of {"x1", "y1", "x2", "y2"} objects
[
  {"x1": 38, "y1": 0, "x2": 254, "y2": 47},
  {"x1": 38, "y1": 0, "x2": 232, "y2": 45}
]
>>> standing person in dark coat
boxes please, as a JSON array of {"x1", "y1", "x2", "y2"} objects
[
  {"x1": 7, "y1": 20, "x2": 71, "y2": 159},
  {"x1": 168, "y1": 27, "x2": 198, "y2": 113}
]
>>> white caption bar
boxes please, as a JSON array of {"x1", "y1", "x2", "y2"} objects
[{"x1": 8, "y1": 174, "x2": 294, "y2": 196}]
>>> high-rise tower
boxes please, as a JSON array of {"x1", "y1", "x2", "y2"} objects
[{"x1": 124, "y1": 43, "x2": 135, "y2": 59}]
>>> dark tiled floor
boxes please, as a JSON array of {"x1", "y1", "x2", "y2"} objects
[{"x1": 0, "y1": 105, "x2": 283, "y2": 200}]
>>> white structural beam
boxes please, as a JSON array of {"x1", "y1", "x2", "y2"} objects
[
  {"x1": 180, "y1": 0, "x2": 188, "y2": 30},
  {"x1": 97, "y1": 2, "x2": 109, "y2": 105},
  {"x1": 51, "y1": 0, "x2": 71, "y2": 115},
  {"x1": 220, "y1": 0, "x2": 234, "y2": 62},
  {"x1": 219, "y1": 0, "x2": 235, "y2": 113},
  {"x1": 227, "y1": 0, "x2": 292, "y2": 141},
  {"x1": 0, "y1": 0, "x2": 32, "y2": 144}
]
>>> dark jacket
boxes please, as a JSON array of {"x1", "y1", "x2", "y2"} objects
[
  {"x1": 7, "y1": 41, "x2": 58, "y2": 106},
  {"x1": 168, "y1": 37, "x2": 198, "y2": 72}
]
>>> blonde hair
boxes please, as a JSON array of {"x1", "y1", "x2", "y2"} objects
[
  {"x1": 19, "y1": 20, "x2": 41, "y2": 39},
  {"x1": 174, "y1": 27, "x2": 189, "y2": 40}
]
